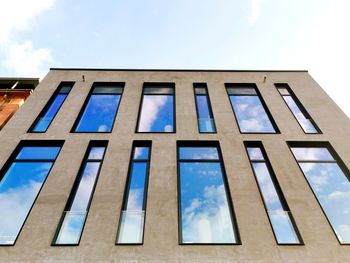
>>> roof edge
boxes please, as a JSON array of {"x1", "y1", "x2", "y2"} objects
[{"x1": 50, "y1": 68, "x2": 308, "y2": 73}]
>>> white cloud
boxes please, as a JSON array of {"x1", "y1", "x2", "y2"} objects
[
  {"x1": 182, "y1": 184, "x2": 236, "y2": 243},
  {"x1": 248, "y1": 0, "x2": 267, "y2": 26},
  {"x1": 138, "y1": 95, "x2": 169, "y2": 132},
  {"x1": 0, "y1": 0, "x2": 55, "y2": 44},
  {"x1": 0, "y1": 180, "x2": 42, "y2": 244},
  {"x1": 327, "y1": 191, "x2": 350, "y2": 201},
  {"x1": 0, "y1": 0, "x2": 55, "y2": 77},
  {"x1": 2, "y1": 41, "x2": 53, "y2": 76}
]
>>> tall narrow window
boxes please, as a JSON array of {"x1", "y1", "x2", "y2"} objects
[
  {"x1": 0, "y1": 140, "x2": 63, "y2": 245},
  {"x1": 177, "y1": 142, "x2": 239, "y2": 244},
  {"x1": 194, "y1": 83, "x2": 216, "y2": 133},
  {"x1": 30, "y1": 82, "x2": 74, "y2": 132},
  {"x1": 117, "y1": 141, "x2": 151, "y2": 244},
  {"x1": 72, "y1": 83, "x2": 123, "y2": 132},
  {"x1": 275, "y1": 84, "x2": 320, "y2": 133},
  {"x1": 136, "y1": 83, "x2": 175, "y2": 133},
  {"x1": 245, "y1": 142, "x2": 303, "y2": 244},
  {"x1": 226, "y1": 84, "x2": 279, "y2": 133},
  {"x1": 52, "y1": 141, "x2": 107, "y2": 245},
  {"x1": 289, "y1": 142, "x2": 350, "y2": 244}
]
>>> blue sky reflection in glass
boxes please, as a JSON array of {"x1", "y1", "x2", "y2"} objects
[
  {"x1": 137, "y1": 86, "x2": 174, "y2": 132},
  {"x1": 247, "y1": 146, "x2": 301, "y2": 244},
  {"x1": 75, "y1": 85, "x2": 123, "y2": 132},
  {"x1": 54, "y1": 145, "x2": 106, "y2": 245},
  {"x1": 194, "y1": 86, "x2": 216, "y2": 133},
  {"x1": 179, "y1": 146, "x2": 237, "y2": 243},
  {"x1": 32, "y1": 84, "x2": 72, "y2": 132},
  {"x1": 0, "y1": 145, "x2": 61, "y2": 245},
  {"x1": 291, "y1": 146, "x2": 350, "y2": 244},
  {"x1": 117, "y1": 145, "x2": 151, "y2": 244},
  {"x1": 227, "y1": 87, "x2": 276, "y2": 133},
  {"x1": 277, "y1": 85, "x2": 319, "y2": 133}
]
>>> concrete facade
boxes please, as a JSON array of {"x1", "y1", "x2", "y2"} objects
[{"x1": 0, "y1": 69, "x2": 349, "y2": 262}]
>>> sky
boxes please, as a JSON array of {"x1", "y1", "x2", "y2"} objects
[{"x1": 0, "y1": 0, "x2": 349, "y2": 117}]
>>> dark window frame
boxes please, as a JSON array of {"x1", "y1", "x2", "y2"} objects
[
  {"x1": 52, "y1": 140, "x2": 108, "y2": 246},
  {"x1": 135, "y1": 83, "x2": 176, "y2": 134},
  {"x1": 225, "y1": 83, "x2": 280, "y2": 134},
  {"x1": 0, "y1": 140, "x2": 64, "y2": 246},
  {"x1": 288, "y1": 141, "x2": 350, "y2": 245},
  {"x1": 176, "y1": 140, "x2": 241, "y2": 245},
  {"x1": 116, "y1": 141, "x2": 152, "y2": 245},
  {"x1": 71, "y1": 82, "x2": 124, "y2": 133},
  {"x1": 193, "y1": 83, "x2": 217, "y2": 134},
  {"x1": 244, "y1": 141, "x2": 304, "y2": 245},
  {"x1": 28, "y1": 82, "x2": 75, "y2": 133},
  {"x1": 275, "y1": 83, "x2": 321, "y2": 134}
]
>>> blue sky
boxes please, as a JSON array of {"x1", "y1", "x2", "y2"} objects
[{"x1": 0, "y1": 0, "x2": 349, "y2": 117}]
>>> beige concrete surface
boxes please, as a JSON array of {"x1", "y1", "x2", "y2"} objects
[{"x1": 0, "y1": 69, "x2": 349, "y2": 262}]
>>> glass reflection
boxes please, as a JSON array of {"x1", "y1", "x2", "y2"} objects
[
  {"x1": 283, "y1": 96, "x2": 318, "y2": 133},
  {"x1": 247, "y1": 146, "x2": 302, "y2": 244},
  {"x1": 138, "y1": 95, "x2": 174, "y2": 132},
  {"x1": 133, "y1": 147, "x2": 149, "y2": 160},
  {"x1": 0, "y1": 144, "x2": 61, "y2": 245},
  {"x1": 298, "y1": 161, "x2": 350, "y2": 244},
  {"x1": 178, "y1": 146, "x2": 237, "y2": 244},
  {"x1": 179, "y1": 147, "x2": 219, "y2": 160},
  {"x1": 87, "y1": 147, "x2": 105, "y2": 160},
  {"x1": 54, "y1": 144, "x2": 106, "y2": 245},
  {"x1": 75, "y1": 94, "x2": 121, "y2": 132},
  {"x1": 291, "y1": 147, "x2": 334, "y2": 161},
  {"x1": 117, "y1": 144, "x2": 151, "y2": 244},
  {"x1": 17, "y1": 146, "x2": 61, "y2": 160},
  {"x1": 229, "y1": 95, "x2": 276, "y2": 133},
  {"x1": 32, "y1": 84, "x2": 72, "y2": 132},
  {"x1": 195, "y1": 93, "x2": 216, "y2": 133}
]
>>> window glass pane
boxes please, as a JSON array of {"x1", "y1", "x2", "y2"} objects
[
  {"x1": 0, "y1": 162, "x2": 53, "y2": 245},
  {"x1": 196, "y1": 95, "x2": 216, "y2": 133},
  {"x1": 53, "y1": 143, "x2": 106, "y2": 245},
  {"x1": 277, "y1": 88, "x2": 290, "y2": 95},
  {"x1": 252, "y1": 163, "x2": 284, "y2": 211},
  {"x1": 59, "y1": 86, "x2": 72, "y2": 94},
  {"x1": 143, "y1": 87, "x2": 174, "y2": 94},
  {"x1": 247, "y1": 147, "x2": 264, "y2": 161},
  {"x1": 32, "y1": 94, "x2": 67, "y2": 132},
  {"x1": 229, "y1": 95, "x2": 276, "y2": 133},
  {"x1": 117, "y1": 143, "x2": 151, "y2": 244},
  {"x1": 283, "y1": 96, "x2": 318, "y2": 133},
  {"x1": 16, "y1": 146, "x2": 61, "y2": 160},
  {"x1": 269, "y1": 210, "x2": 300, "y2": 244},
  {"x1": 92, "y1": 87, "x2": 123, "y2": 94},
  {"x1": 291, "y1": 147, "x2": 334, "y2": 161},
  {"x1": 0, "y1": 142, "x2": 61, "y2": 245},
  {"x1": 299, "y1": 162, "x2": 350, "y2": 243},
  {"x1": 125, "y1": 162, "x2": 148, "y2": 210},
  {"x1": 179, "y1": 161, "x2": 237, "y2": 243},
  {"x1": 54, "y1": 211, "x2": 86, "y2": 245},
  {"x1": 87, "y1": 147, "x2": 105, "y2": 160},
  {"x1": 137, "y1": 95, "x2": 174, "y2": 132},
  {"x1": 133, "y1": 147, "x2": 149, "y2": 160},
  {"x1": 69, "y1": 162, "x2": 100, "y2": 212},
  {"x1": 194, "y1": 87, "x2": 207, "y2": 95},
  {"x1": 179, "y1": 147, "x2": 219, "y2": 160},
  {"x1": 75, "y1": 94, "x2": 121, "y2": 132},
  {"x1": 117, "y1": 211, "x2": 144, "y2": 243},
  {"x1": 227, "y1": 87, "x2": 257, "y2": 95}
]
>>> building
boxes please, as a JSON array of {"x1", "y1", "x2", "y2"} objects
[
  {"x1": 0, "y1": 78, "x2": 39, "y2": 130},
  {"x1": 0, "y1": 68, "x2": 349, "y2": 262}
]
